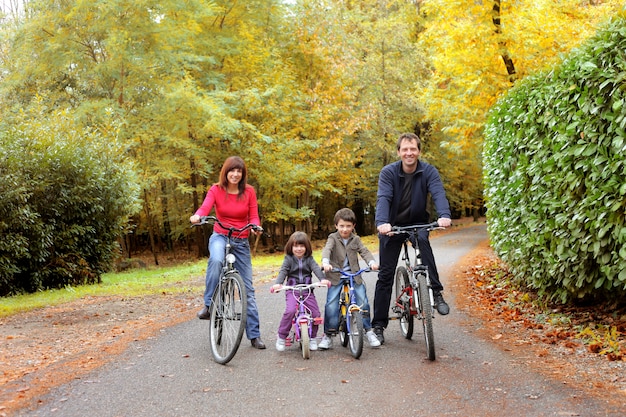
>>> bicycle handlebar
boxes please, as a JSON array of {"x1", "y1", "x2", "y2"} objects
[
  {"x1": 330, "y1": 267, "x2": 374, "y2": 278},
  {"x1": 270, "y1": 281, "x2": 329, "y2": 293},
  {"x1": 191, "y1": 215, "x2": 263, "y2": 234},
  {"x1": 388, "y1": 222, "x2": 442, "y2": 235}
]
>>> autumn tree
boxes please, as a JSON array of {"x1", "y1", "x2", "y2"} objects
[{"x1": 414, "y1": 0, "x2": 623, "y2": 215}]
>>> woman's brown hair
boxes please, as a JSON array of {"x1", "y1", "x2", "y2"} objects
[{"x1": 219, "y1": 156, "x2": 247, "y2": 196}]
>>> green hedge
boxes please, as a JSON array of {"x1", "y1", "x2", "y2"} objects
[
  {"x1": 0, "y1": 112, "x2": 141, "y2": 296},
  {"x1": 483, "y1": 15, "x2": 626, "y2": 303}
]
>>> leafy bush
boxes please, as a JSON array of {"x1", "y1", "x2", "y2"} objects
[
  {"x1": 483, "y1": 15, "x2": 626, "y2": 303},
  {"x1": 0, "y1": 110, "x2": 141, "y2": 296}
]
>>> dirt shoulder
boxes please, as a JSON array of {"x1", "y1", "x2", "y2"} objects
[
  {"x1": 1, "y1": 232, "x2": 625, "y2": 416},
  {"x1": 452, "y1": 240, "x2": 626, "y2": 406}
]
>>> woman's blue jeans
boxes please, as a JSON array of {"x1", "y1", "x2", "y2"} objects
[
  {"x1": 323, "y1": 280, "x2": 373, "y2": 334},
  {"x1": 203, "y1": 233, "x2": 261, "y2": 340}
]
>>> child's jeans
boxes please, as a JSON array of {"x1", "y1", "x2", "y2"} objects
[{"x1": 324, "y1": 281, "x2": 372, "y2": 333}]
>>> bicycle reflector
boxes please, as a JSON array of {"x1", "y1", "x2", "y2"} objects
[{"x1": 226, "y1": 253, "x2": 236, "y2": 265}]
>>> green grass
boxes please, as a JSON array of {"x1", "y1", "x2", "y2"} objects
[
  {"x1": 0, "y1": 234, "x2": 381, "y2": 318},
  {"x1": 0, "y1": 261, "x2": 210, "y2": 317}
]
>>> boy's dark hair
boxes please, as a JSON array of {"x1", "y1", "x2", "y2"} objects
[
  {"x1": 334, "y1": 208, "x2": 356, "y2": 225},
  {"x1": 284, "y1": 231, "x2": 313, "y2": 257}
]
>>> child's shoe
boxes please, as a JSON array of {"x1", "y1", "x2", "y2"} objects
[
  {"x1": 318, "y1": 334, "x2": 333, "y2": 350},
  {"x1": 366, "y1": 329, "x2": 381, "y2": 347},
  {"x1": 309, "y1": 339, "x2": 318, "y2": 351},
  {"x1": 275, "y1": 337, "x2": 286, "y2": 352}
]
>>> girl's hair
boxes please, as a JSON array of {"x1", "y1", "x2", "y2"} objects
[
  {"x1": 284, "y1": 231, "x2": 312, "y2": 257},
  {"x1": 219, "y1": 156, "x2": 248, "y2": 196}
]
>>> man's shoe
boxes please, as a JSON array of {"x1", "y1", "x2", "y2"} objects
[
  {"x1": 433, "y1": 292, "x2": 450, "y2": 315},
  {"x1": 366, "y1": 329, "x2": 381, "y2": 347},
  {"x1": 197, "y1": 306, "x2": 210, "y2": 320},
  {"x1": 275, "y1": 337, "x2": 286, "y2": 352},
  {"x1": 251, "y1": 337, "x2": 266, "y2": 349},
  {"x1": 373, "y1": 326, "x2": 385, "y2": 345},
  {"x1": 318, "y1": 334, "x2": 333, "y2": 350}
]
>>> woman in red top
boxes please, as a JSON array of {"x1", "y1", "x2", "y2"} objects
[{"x1": 190, "y1": 156, "x2": 266, "y2": 349}]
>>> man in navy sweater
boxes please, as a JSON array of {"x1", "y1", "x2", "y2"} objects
[{"x1": 373, "y1": 132, "x2": 452, "y2": 344}]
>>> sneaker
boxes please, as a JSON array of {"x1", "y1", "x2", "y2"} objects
[
  {"x1": 318, "y1": 334, "x2": 333, "y2": 350},
  {"x1": 433, "y1": 291, "x2": 450, "y2": 315},
  {"x1": 275, "y1": 337, "x2": 286, "y2": 352},
  {"x1": 366, "y1": 329, "x2": 381, "y2": 347},
  {"x1": 309, "y1": 339, "x2": 318, "y2": 351},
  {"x1": 373, "y1": 326, "x2": 385, "y2": 345}
]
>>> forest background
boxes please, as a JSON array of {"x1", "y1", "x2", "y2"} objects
[{"x1": 0, "y1": 0, "x2": 623, "y2": 265}]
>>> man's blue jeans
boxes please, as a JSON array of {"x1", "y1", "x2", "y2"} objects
[{"x1": 203, "y1": 233, "x2": 261, "y2": 339}]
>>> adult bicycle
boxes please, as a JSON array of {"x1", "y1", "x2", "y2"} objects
[
  {"x1": 333, "y1": 267, "x2": 373, "y2": 359},
  {"x1": 193, "y1": 215, "x2": 263, "y2": 364},
  {"x1": 389, "y1": 222, "x2": 442, "y2": 361},
  {"x1": 270, "y1": 281, "x2": 328, "y2": 359}
]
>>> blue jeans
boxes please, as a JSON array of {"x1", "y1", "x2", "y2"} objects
[
  {"x1": 203, "y1": 233, "x2": 261, "y2": 340},
  {"x1": 323, "y1": 280, "x2": 373, "y2": 334}
]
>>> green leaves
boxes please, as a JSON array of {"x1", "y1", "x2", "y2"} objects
[
  {"x1": 484, "y1": 15, "x2": 626, "y2": 303},
  {"x1": 0, "y1": 108, "x2": 141, "y2": 295}
]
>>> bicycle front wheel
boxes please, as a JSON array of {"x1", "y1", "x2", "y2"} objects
[
  {"x1": 347, "y1": 309, "x2": 364, "y2": 359},
  {"x1": 395, "y1": 266, "x2": 414, "y2": 339},
  {"x1": 417, "y1": 273, "x2": 435, "y2": 361},
  {"x1": 300, "y1": 321, "x2": 310, "y2": 359},
  {"x1": 209, "y1": 272, "x2": 247, "y2": 365}
]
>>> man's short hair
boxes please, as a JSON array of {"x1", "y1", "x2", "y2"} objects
[{"x1": 396, "y1": 133, "x2": 421, "y2": 151}]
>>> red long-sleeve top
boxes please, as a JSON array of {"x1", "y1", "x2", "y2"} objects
[{"x1": 194, "y1": 184, "x2": 261, "y2": 238}]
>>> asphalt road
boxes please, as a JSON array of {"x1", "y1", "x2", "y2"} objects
[{"x1": 15, "y1": 224, "x2": 624, "y2": 416}]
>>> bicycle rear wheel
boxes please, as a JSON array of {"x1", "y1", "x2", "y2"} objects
[
  {"x1": 395, "y1": 266, "x2": 413, "y2": 339},
  {"x1": 338, "y1": 315, "x2": 348, "y2": 347},
  {"x1": 209, "y1": 272, "x2": 247, "y2": 365},
  {"x1": 417, "y1": 272, "x2": 435, "y2": 361},
  {"x1": 339, "y1": 286, "x2": 350, "y2": 347},
  {"x1": 347, "y1": 309, "x2": 364, "y2": 359},
  {"x1": 300, "y1": 322, "x2": 310, "y2": 359}
]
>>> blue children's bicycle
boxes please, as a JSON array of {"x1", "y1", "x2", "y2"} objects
[
  {"x1": 271, "y1": 281, "x2": 328, "y2": 359},
  {"x1": 332, "y1": 267, "x2": 373, "y2": 359}
]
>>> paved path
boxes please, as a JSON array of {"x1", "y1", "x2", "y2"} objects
[{"x1": 15, "y1": 224, "x2": 624, "y2": 416}]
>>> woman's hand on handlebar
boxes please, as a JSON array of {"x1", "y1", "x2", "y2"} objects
[
  {"x1": 320, "y1": 279, "x2": 331, "y2": 287},
  {"x1": 190, "y1": 214, "x2": 201, "y2": 224}
]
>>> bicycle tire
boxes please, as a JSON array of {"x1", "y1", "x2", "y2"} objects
[
  {"x1": 339, "y1": 285, "x2": 350, "y2": 347},
  {"x1": 300, "y1": 321, "x2": 310, "y2": 359},
  {"x1": 417, "y1": 272, "x2": 435, "y2": 361},
  {"x1": 395, "y1": 266, "x2": 414, "y2": 339},
  {"x1": 338, "y1": 315, "x2": 348, "y2": 347},
  {"x1": 348, "y1": 309, "x2": 364, "y2": 359},
  {"x1": 209, "y1": 272, "x2": 247, "y2": 365}
]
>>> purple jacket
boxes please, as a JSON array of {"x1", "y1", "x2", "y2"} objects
[{"x1": 375, "y1": 160, "x2": 451, "y2": 226}]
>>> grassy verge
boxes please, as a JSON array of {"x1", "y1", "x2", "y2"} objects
[{"x1": 0, "y1": 234, "x2": 382, "y2": 318}]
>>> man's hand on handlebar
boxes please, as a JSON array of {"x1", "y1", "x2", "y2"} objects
[
  {"x1": 377, "y1": 223, "x2": 392, "y2": 236},
  {"x1": 437, "y1": 217, "x2": 452, "y2": 228}
]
